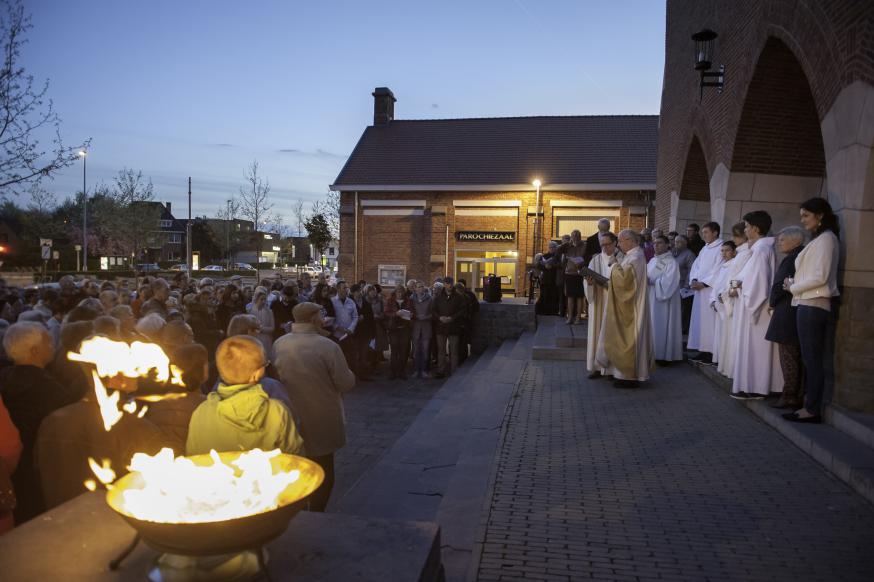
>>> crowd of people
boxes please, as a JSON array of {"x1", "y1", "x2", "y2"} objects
[
  {"x1": 534, "y1": 197, "x2": 840, "y2": 419},
  {"x1": 0, "y1": 266, "x2": 482, "y2": 534}
]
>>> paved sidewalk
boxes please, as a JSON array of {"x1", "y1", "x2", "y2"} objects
[
  {"x1": 475, "y1": 361, "x2": 874, "y2": 582},
  {"x1": 329, "y1": 373, "x2": 446, "y2": 509}
]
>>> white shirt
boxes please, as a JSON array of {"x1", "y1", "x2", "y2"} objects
[{"x1": 331, "y1": 295, "x2": 359, "y2": 339}]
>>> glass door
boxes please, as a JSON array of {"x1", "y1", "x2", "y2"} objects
[{"x1": 455, "y1": 251, "x2": 517, "y2": 298}]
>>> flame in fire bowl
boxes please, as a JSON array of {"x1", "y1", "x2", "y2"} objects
[{"x1": 105, "y1": 451, "x2": 324, "y2": 556}]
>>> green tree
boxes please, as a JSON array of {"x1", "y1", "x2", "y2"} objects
[
  {"x1": 106, "y1": 169, "x2": 162, "y2": 265},
  {"x1": 304, "y1": 213, "x2": 331, "y2": 260}
]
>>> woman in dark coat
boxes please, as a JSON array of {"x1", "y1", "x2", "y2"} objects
[{"x1": 765, "y1": 226, "x2": 805, "y2": 409}]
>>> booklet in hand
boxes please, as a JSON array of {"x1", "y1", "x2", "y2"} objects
[{"x1": 581, "y1": 266, "x2": 609, "y2": 287}]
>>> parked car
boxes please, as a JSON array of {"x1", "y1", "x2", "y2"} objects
[
  {"x1": 201, "y1": 265, "x2": 225, "y2": 271},
  {"x1": 169, "y1": 264, "x2": 189, "y2": 271},
  {"x1": 136, "y1": 263, "x2": 160, "y2": 273},
  {"x1": 233, "y1": 263, "x2": 256, "y2": 271}
]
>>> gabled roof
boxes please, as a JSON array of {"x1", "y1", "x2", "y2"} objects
[{"x1": 331, "y1": 115, "x2": 658, "y2": 190}]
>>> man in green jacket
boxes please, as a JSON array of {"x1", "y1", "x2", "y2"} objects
[{"x1": 186, "y1": 335, "x2": 303, "y2": 456}]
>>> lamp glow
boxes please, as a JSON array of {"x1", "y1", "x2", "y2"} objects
[{"x1": 532, "y1": 179, "x2": 542, "y2": 188}]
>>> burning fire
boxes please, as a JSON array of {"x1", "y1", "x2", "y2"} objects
[
  {"x1": 68, "y1": 337, "x2": 184, "y2": 430},
  {"x1": 102, "y1": 448, "x2": 303, "y2": 524},
  {"x1": 72, "y1": 337, "x2": 321, "y2": 525}
]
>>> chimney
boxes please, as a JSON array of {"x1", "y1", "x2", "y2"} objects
[
  {"x1": 372, "y1": 87, "x2": 396, "y2": 125},
  {"x1": 165, "y1": 201, "x2": 172, "y2": 215}
]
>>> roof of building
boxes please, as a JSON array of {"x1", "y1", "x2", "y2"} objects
[{"x1": 331, "y1": 115, "x2": 658, "y2": 190}]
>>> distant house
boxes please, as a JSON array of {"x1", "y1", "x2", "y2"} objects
[
  {"x1": 140, "y1": 201, "x2": 186, "y2": 262},
  {"x1": 203, "y1": 218, "x2": 280, "y2": 266}
]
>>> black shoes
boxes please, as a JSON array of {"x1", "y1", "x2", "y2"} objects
[
  {"x1": 690, "y1": 352, "x2": 713, "y2": 364},
  {"x1": 730, "y1": 392, "x2": 765, "y2": 400},
  {"x1": 782, "y1": 411, "x2": 822, "y2": 423},
  {"x1": 587, "y1": 371, "x2": 602, "y2": 380}
]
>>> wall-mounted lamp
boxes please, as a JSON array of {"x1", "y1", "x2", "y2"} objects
[{"x1": 692, "y1": 29, "x2": 725, "y2": 100}]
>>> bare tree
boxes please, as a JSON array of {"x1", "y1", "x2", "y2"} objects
[
  {"x1": 0, "y1": 0, "x2": 89, "y2": 193},
  {"x1": 291, "y1": 198, "x2": 305, "y2": 237},
  {"x1": 238, "y1": 160, "x2": 273, "y2": 278},
  {"x1": 107, "y1": 168, "x2": 161, "y2": 269},
  {"x1": 26, "y1": 181, "x2": 56, "y2": 213},
  {"x1": 311, "y1": 190, "x2": 340, "y2": 240}
]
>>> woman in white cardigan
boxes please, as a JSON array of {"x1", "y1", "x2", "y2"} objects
[{"x1": 783, "y1": 197, "x2": 840, "y2": 423}]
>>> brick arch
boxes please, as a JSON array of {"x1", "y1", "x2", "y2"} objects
[
  {"x1": 679, "y1": 136, "x2": 710, "y2": 202},
  {"x1": 731, "y1": 37, "x2": 825, "y2": 177}
]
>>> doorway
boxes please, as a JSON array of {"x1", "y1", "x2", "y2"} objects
[{"x1": 455, "y1": 250, "x2": 518, "y2": 298}]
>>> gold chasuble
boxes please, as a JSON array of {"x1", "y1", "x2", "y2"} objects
[{"x1": 599, "y1": 246, "x2": 652, "y2": 381}]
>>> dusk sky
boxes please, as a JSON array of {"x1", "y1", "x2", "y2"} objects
[{"x1": 25, "y1": 1, "x2": 666, "y2": 229}]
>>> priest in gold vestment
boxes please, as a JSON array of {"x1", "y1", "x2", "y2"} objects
[{"x1": 595, "y1": 229, "x2": 653, "y2": 388}]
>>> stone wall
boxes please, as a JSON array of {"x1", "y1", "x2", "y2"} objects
[{"x1": 470, "y1": 302, "x2": 535, "y2": 354}]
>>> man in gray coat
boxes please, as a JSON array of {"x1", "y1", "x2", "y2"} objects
[{"x1": 272, "y1": 302, "x2": 356, "y2": 511}]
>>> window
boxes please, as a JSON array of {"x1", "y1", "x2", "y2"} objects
[
  {"x1": 169, "y1": 233, "x2": 182, "y2": 243},
  {"x1": 159, "y1": 219, "x2": 173, "y2": 228},
  {"x1": 328, "y1": 247, "x2": 335, "y2": 255}
]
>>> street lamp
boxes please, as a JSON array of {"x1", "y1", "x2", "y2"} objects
[
  {"x1": 691, "y1": 29, "x2": 725, "y2": 99},
  {"x1": 532, "y1": 179, "x2": 542, "y2": 254},
  {"x1": 79, "y1": 150, "x2": 87, "y2": 271}
]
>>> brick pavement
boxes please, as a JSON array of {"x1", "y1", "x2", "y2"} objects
[
  {"x1": 476, "y1": 360, "x2": 874, "y2": 582},
  {"x1": 329, "y1": 369, "x2": 446, "y2": 510}
]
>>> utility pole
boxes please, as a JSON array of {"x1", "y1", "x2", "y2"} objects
[
  {"x1": 187, "y1": 177, "x2": 192, "y2": 272},
  {"x1": 226, "y1": 199, "x2": 232, "y2": 271}
]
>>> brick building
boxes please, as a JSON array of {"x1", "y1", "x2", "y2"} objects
[
  {"x1": 331, "y1": 88, "x2": 657, "y2": 297},
  {"x1": 656, "y1": 0, "x2": 874, "y2": 411}
]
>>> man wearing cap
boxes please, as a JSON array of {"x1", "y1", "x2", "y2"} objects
[{"x1": 272, "y1": 302, "x2": 355, "y2": 511}]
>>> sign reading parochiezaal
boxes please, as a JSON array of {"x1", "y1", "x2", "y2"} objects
[{"x1": 455, "y1": 231, "x2": 516, "y2": 242}]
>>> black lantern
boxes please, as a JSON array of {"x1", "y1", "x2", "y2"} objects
[{"x1": 691, "y1": 29, "x2": 725, "y2": 99}]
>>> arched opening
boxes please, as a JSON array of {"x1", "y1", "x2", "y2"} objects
[
  {"x1": 725, "y1": 37, "x2": 826, "y2": 231},
  {"x1": 675, "y1": 135, "x2": 712, "y2": 232}
]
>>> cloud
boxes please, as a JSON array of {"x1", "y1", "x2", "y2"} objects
[
  {"x1": 431, "y1": 103, "x2": 440, "y2": 109},
  {"x1": 213, "y1": 143, "x2": 236, "y2": 148},
  {"x1": 277, "y1": 148, "x2": 300, "y2": 153}
]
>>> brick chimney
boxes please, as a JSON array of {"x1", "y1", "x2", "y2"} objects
[
  {"x1": 372, "y1": 87, "x2": 396, "y2": 125},
  {"x1": 165, "y1": 202, "x2": 172, "y2": 215}
]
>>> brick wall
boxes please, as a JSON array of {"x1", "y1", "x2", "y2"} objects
[
  {"x1": 655, "y1": 0, "x2": 874, "y2": 229},
  {"x1": 339, "y1": 189, "x2": 652, "y2": 290}
]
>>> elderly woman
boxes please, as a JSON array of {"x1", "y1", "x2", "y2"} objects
[
  {"x1": 247, "y1": 288, "x2": 275, "y2": 355},
  {"x1": 784, "y1": 197, "x2": 841, "y2": 423},
  {"x1": 765, "y1": 226, "x2": 806, "y2": 409}
]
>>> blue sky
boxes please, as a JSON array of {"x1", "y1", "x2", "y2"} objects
[{"x1": 24, "y1": 0, "x2": 666, "y2": 226}]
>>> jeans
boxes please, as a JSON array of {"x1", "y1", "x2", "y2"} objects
[
  {"x1": 436, "y1": 334, "x2": 460, "y2": 376},
  {"x1": 411, "y1": 321, "x2": 432, "y2": 375},
  {"x1": 797, "y1": 305, "x2": 834, "y2": 415},
  {"x1": 388, "y1": 326, "x2": 411, "y2": 378}
]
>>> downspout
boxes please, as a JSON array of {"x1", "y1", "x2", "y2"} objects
[{"x1": 445, "y1": 223, "x2": 449, "y2": 279}]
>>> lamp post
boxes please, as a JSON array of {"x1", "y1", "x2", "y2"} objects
[
  {"x1": 226, "y1": 199, "x2": 232, "y2": 270},
  {"x1": 79, "y1": 150, "x2": 87, "y2": 271},
  {"x1": 532, "y1": 179, "x2": 542, "y2": 255}
]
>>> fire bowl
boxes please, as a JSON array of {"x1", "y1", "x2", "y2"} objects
[{"x1": 105, "y1": 451, "x2": 324, "y2": 556}]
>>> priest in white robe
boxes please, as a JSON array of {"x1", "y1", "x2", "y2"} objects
[
  {"x1": 716, "y1": 224, "x2": 751, "y2": 378},
  {"x1": 687, "y1": 222, "x2": 724, "y2": 364},
  {"x1": 731, "y1": 211, "x2": 783, "y2": 398},
  {"x1": 584, "y1": 232, "x2": 623, "y2": 379},
  {"x1": 708, "y1": 241, "x2": 736, "y2": 365},
  {"x1": 647, "y1": 235, "x2": 683, "y2": 362},
  {"x1": 596, "y1": 230, "x2": 652, "y2": 388}
]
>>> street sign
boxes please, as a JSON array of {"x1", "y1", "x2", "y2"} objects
[
  {"x1": 74, "y1": 244, "x2": 82, "y2": 251},
  {"x1": 41, "y1": 245, "x2": 51, "y2": 260},
  {"x1": 39, "y1": 238, "x2": 53, "y2": 247},
  {"x1": 52, "y1": 250, "x2": 60, "y2": 260}
]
